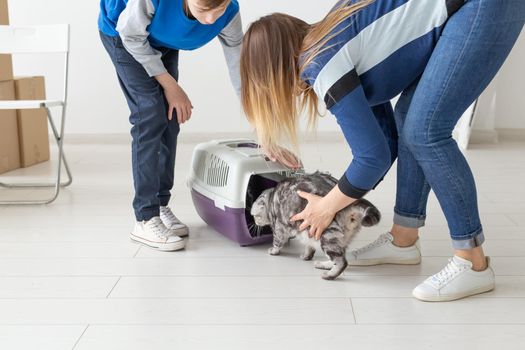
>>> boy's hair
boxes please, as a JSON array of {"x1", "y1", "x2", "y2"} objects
[{"x1": 200, "y1": 0, "x2": 230, "y2": 9}]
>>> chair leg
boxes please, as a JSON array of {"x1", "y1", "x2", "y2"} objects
[
  {"x1": 47, "y1": 106, "x2": 72, "y2": 188},
  {"x1": 0, "y1": 145, "x2": 72, "y2": 189},
  {"x1": 0, "y1": 106, "x2": 72, "y2": 205}
]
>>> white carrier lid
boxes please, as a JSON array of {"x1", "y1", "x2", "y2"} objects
[{"x1": 188, "y1": 139, "x2": 302, "y2": 209}]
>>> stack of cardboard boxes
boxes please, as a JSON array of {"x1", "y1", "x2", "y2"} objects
[{"x1": 0, "y1": 0, "x2": 50, "y2": 175}]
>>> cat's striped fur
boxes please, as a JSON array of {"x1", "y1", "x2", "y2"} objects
[{"x1": 251, "y1": 172, "x2": 381, "y2": 280}]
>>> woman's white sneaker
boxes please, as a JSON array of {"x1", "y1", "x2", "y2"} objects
[
  {"x1": 413, "y1": 256, "x2": 495, "y2": 302},
  {"x1": 160, "y1": 206, "x2": 189, "y2": 237},
  {"x1": 348, "y1": 232, "x2": 422, "y2": 266},
  {"x1": 131, "y1": 216, "x2": 186, "y2": 251}
]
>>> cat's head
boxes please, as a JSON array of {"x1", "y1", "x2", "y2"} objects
[{"x1": 250, "y1": 188, "x2": 274, "y2": 226}]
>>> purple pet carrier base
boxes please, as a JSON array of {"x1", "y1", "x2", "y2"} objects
[{"x1": 191, "y1": 189, "x2": 273, "y2": 246}]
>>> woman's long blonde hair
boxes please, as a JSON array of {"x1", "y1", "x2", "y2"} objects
[{"x1": 241, "y1": 0, "x2": 373, "y2": 159}]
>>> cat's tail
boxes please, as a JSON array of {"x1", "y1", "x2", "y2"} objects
[{"x1": 352, "y1": 199, "x2": 381, "y2": 227}]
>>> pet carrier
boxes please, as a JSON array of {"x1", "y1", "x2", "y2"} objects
[{"x1": 188, "y1": 139, "x2": 302, "y2": 246}]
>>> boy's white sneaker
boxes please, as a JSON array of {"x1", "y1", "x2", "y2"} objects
[
  {"x1": 131, "y1": 216, "x2": 186, "y2": 251},
  {"x1": 413, "y1": 255, "x2": 495, "y2": 302},
  {"x1": 348, "y1": 232, "x2": 422, "y2": 266},
  {"x1": 160, "y1": 206, "x2": 189, "y2": 237}
]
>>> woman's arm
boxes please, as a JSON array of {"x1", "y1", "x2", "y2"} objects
[
  {"x1": 331, "y1": 87, "x2": 393, "y2": 198},
  {"x1": 291, "y1": 85, "x2": 393, "y2": 238},
  {"x1": 218, "y1": 12, "x2": 243, "y2": 96}
]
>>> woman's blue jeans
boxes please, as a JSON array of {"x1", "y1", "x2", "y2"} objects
[{"x1": 389, "y1": 0, "x2": 524, "y2": 249}]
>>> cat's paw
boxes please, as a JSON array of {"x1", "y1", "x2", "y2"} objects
[
  {"x1": 300, "y1": 253, "x2": 314, "y2": 261},
  {"x1": 321, "y1": 263, "x2": 347, "y2": 280},
  {"x1": 268, "y1": 247, "x2": 281, "y2": 255},
  {"x1": 322, "y1": 271, "x2": 338, "y2": 280},
  {"x1": 314, "y1": 261, "x2": 334, "y2": 270}
]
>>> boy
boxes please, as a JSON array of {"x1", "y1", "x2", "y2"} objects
[{"x1": 99, "y1": 0, "x2": 242, "y2": 251}]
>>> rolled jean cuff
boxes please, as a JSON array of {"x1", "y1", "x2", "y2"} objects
[
  {"x1": 135, "y1": 207, "x2": 160, "y2": 222},
  {"x1": 451, "y1": 229, "x2": 485, "y2": 250},
  {"x1": 393, "y1": 209, "x2": 426, "y2": 228},
  {"x1": 158, "y1": 194, "x2": 171, "y2": 207}
]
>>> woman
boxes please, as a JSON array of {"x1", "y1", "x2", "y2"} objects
[
  {"x1": 99, "y1": 0, "x2": 243, "y2": 251},
  {"x1": 241, "y1": 0, "x2": 524, "y2": 301}
]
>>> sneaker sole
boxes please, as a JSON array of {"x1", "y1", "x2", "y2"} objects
[
  {"x1": 412, "y1": 283, "x2": 495, "y2": 302},
  {"x1": 171, "y1": 226, "x2": 189, "y2": 238},
  {"x1": 130, "y1": 234, "x2": 186, "y2": 252},
  {"x1": 347, "y1": 257, "x2": 422, "y2": 266}
]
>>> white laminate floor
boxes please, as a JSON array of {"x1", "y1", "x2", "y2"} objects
[{"x1": 0, "y1": 138, "x2": 524, "y2": 350}]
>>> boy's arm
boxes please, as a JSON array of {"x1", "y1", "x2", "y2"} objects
[
  {"x1": 116, "y1": 0, "x2": 166, "y2": 77},
  {"x1": 218, "y1": 12, "x2": 243, "y2": 96}
]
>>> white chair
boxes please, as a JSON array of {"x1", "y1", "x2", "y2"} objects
[{"x1": 0, "y1": 24, "x2": 72, "y2": 204}]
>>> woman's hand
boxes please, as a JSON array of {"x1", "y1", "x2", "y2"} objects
[
  {"x1": 290, "y1": 191, "x2": 337, "y2": 240},
  {"x1": 155, "y1": 73, "x2": 193, "y2": 124},
  {"x1": 263, "y1": 146, "x2": 302, "y2": 169}
]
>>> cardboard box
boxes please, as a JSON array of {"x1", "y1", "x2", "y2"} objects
[
  {"x1": 0, "y1": 0, "x2": 13, "y2": 82},
  {"x1": 0, "y1": 54, "x2": 14, "y2": 82},
  {"x1": 14, "y1": 76, "x2": 50, "y2": 167},
  {"x1": 0, "y1": 0, "x2": 8, "y2": 25},
  {"x1": 0, "y1": 79, "x2": 21, "y2": 174}
]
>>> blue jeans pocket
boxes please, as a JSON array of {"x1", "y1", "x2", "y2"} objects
[{"x1": 113, "y1": 36, "x2": 139, "y2": 66}]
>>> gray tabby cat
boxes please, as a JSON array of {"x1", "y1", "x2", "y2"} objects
[{"x1": 251, "y1": 172, "x2": 381, "y2": 280}]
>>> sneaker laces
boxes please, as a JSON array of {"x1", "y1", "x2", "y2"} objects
[
  {"x1": 428, "y1": 258, "x2": 469, "y2": 288},
  {"x1": 353, "y1": 232, "x2": 392, "y2": 255},
  {"x1": 144, "y1": 217, "x2": 171, "y2": 239},
  {"x1": 160, "y1": 206, "x2": 181, "y2": 224}
]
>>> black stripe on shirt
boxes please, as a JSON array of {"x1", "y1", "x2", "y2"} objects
[
  {"x1": 338, "y1": 174, "x2": 369, "y2": 199},
  {"x1": 446, "y1": 0, "x2": 465, "y2": 17},
  {"x1": 324, "y1": 68, "x2": 360, "y2": 109}
]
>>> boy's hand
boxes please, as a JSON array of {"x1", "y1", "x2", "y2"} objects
[{"x1": 155, "y1": 73, "x2": 193, "y2": 124}]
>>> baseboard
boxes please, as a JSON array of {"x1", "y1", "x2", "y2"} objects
[
  {"x1": 496, "y1": 128, "x2": 525, "y2": 142},
  {"x1": 65, "y1": 129, "x2": 521, "y2": 146},
  {"x1": 64, "y1": 132, "x2": 346, "y2": 145},
  {"x1": 470, "y1": 129, "x2": 499, "y2": 144},
  {"x1": 65, "y1": 133, "x2": 131, "y2": 144}
]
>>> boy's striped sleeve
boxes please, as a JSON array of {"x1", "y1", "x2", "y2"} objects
[
  {"x1": 218, "y1": 12, "x2": 243, "y2": 96},
  {"x1": 116, "y1": 0, "x2": 166, "y2": 77}
]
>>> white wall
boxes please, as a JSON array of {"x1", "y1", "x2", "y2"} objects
[
  {"x1": 8, "y1": 0, "x2": 339, "y2": 136},
  {"x1": 7, "y1": 0, "x2": 525, "y2": 136},
  {"x1": 473, "y1": 29, "x2": 525, "y2": 133},
  {"x1": 491, "y1": 30, "x2": 525, "y2": 130}
]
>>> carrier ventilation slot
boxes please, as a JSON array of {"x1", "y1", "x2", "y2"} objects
[
  {"x1": 277, "y1": 170, "x2": 295, "y2": 178},
  {"x1": 206, "y1": 154, "x2": 229, "y2": 187},
  {"x1": 193, "y1": 150, "x2": 208, "y2": 182}
]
